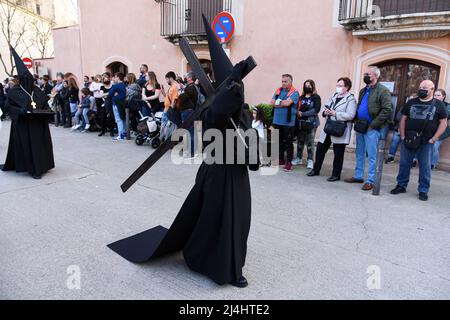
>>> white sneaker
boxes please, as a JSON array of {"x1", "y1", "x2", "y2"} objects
[
  {"x1": 292, "y1": 158, "x2": 302, "y2": 166},
  {"x1": 71, "y1": 124, "x2": 81, "y2": 131},
  {"x1": 307, "y1": 160, "x2": 314, "y2": 169},
  {"x1": 84, "y1": 124, "x2": 90, "y2": 130}
]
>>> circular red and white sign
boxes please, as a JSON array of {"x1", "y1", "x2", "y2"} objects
[
  {"x1": 212, "y1": 11, "x2": 236, "y2": 44},
  {"x1": 22, "y1": 57, "x2": 33, "y2": 69}
]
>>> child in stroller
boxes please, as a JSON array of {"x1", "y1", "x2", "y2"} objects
[{"x1": 135, "y1": 110, "x2": 163, "y2": 149}]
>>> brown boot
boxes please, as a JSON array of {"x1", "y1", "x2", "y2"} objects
[{"x1": 362, "y1": 183, "x2": 374, "y2": 191}]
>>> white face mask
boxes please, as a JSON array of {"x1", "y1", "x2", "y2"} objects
[{"x1": 336, "y1": 87, "x2": 344, "y2": 95}]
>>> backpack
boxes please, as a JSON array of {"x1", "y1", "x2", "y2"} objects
[{"x1": 195, "y1": 85, "x2": 205, "y2": 106}]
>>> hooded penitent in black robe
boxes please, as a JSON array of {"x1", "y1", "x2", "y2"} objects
[
  {"x1": 108, "y1": 17, "x2": 257, "y2": 286},
  {"x1": 109, "y1": 64, "x2": 253, "y2": 285},
  {"x1": 1, "y1": 47, "x2": 54, "y2": 178}
]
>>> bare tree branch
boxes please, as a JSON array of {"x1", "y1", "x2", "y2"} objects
[
  {"x1": 0, "y1": 0, "x2": 54, "y2": 76},
  {"x1": 29, "y1": 19, "x2": 55, "y2": 58}
]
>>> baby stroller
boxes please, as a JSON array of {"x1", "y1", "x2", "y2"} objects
[{"x1": 135, "y1": 111, "x2": 163, "y2": 149}]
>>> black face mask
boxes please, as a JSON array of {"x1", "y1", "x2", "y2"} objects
[
  {"x1": 418, "y1": 89, "x2": 429, "y2": 99},
  {"x1": 304, "y1": 87, "x2": 313, "y2": 94},
  {"x1": 103, "y1": 81, "x2": 111, "y2": 85},
  {"x1": 364, "y1": 75, "x2": 372, "y2": 85}
]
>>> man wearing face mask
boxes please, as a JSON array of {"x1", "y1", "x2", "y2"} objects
[
  {"x1": 390, "y1": 80, "x2": 448, "y2": 201},
  {"x1": 345, "y1": 66, "x2": 393, "y2": 191}
]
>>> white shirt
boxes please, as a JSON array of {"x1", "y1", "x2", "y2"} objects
[
  {"x1": 252, "y1": 120, "x2": 265, "y2": 139},
  {"x1": 89, "y1": 82, "x2": 103, "y2": 99}
]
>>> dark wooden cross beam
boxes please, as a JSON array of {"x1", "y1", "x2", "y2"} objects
[
  {"x1": 180, "y1": 38, "x2": 249, "y2": 149},
  {"x1": 120, "y1": 38, "x2": 257, "y2": 193}
]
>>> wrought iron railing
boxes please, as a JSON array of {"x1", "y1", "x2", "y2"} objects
[
  {"x1": 161, "y1": 0, "x2": 232, "y2": 41},
  {"x1": 339, "y1": 0, "x2": 450, "y2": 21}
]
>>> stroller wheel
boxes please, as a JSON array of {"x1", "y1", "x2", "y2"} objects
[
  {"x1": 151, "y1": 137, "x2": 161, "y2": 149},
  {"x1": 135, "y1": 135, "x2": 145, "y2": 146}
]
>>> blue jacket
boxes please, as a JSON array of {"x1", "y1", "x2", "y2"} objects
[{"x1": 108, "y1": 82, "x2": 126, "y2": 106}]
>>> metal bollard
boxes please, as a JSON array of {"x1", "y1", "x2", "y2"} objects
[
  {"x1": 373, "y1": 138, "x2": 387, "y2": 196},
  {"x1": 54, "y1": 111, "x2": 59, "y2": 127}
]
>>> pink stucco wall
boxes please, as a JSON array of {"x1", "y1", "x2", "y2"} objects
[
  {"x1": 36, "y1": 25, "x2": 83, "y2": 81},
  {"x1": 78, "y1": 0, "x2": 182, "y2": 82}
]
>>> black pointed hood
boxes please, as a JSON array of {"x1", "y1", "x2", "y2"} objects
[
  {"x1": 10, "y1": 45, "x2": 35, "y2": 93},
  {"x1": 7, "y1": 45, "x2": 50, "y2": 112},
  {"x1": 202, "y1": 14, "x2": 233, "y2": 86}
]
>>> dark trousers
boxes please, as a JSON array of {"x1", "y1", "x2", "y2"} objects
[
  {"x1": 60, "y1": 101, "x2": 70, "y2": 127},
  {"x1": 129, "y1": 110, "x2": 139, "y2": 132},
  {"x1": 314, "y1": 134, "x2": 346, "y2": 178},
  {"x1": 0, "y1": 101, "x2": 6, "y2": 120},
  {"x1": 98, "y1": 104, "x2": 115, "y2": 134},
  {"x1": 98, "y1": 106, "x2": 107, "y2": 133},
  {"x1": 181, "y1": 109, "x2": 195, "y2": 156},
  {"x1": 275, "y1": 125, "x2": 295, "y2": 162}
]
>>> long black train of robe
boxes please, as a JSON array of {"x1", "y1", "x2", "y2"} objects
[
  {"x1": 1, "y1": 86, "x2": 55, "y2": 177},
  {"x1": 108, "y1": 66, "x2": 255, "y2": 285}
]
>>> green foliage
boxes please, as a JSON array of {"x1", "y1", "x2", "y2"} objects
[{"x1": 253, "y1": 104, "x2": 274, "y2": 125}]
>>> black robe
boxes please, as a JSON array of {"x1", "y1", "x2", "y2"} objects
[
  {"x1": 109, "y1": 75, "x2": 255, "y2": 285},
  {"x1": 1, "y1": 86, "x2": 55, "y2": 176}
]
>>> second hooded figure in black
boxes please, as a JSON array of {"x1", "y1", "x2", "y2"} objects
[{"x1": 1, "y1": 46, "x2": 54, "y2": 179}]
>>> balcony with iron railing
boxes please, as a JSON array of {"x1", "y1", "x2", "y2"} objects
[
  {"x1": 159, "y1": 0, "x2": 232, "y2": 44},
  {"x1": 338, "y1": 0, "x2": 450, "y2": 41}
]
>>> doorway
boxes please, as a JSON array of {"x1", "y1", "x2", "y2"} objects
[
  {"x1": 106, "y1": 61, "x2": 129, "y2": 76},
  {"x1": 376, "y1": 59, "x2": 441, "y2": 112},
  {"x1": 187, "y1": 59, "x2": 213, "y2": 81}
]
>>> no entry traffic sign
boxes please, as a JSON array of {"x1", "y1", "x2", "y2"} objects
[
  {"x1": 22, "y1": 57, "x2": 33, "y2": 69},
  {"x1": 212, "y1": 11, "x2": 235, "y2": 44}
]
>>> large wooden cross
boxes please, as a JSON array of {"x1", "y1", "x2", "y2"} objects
[{"x1": 120, "y1": 38, "x2": 257, "y2": 193}]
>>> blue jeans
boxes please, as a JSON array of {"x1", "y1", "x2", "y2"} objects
[
  {"x1": 181, "y1": 109, "x2": 195, "y2": 156},
  {"x1": 431, "y1": 140, "x2": 444, "y2": 167},
  {"x1": 397, "y1": 142, "x2": 433, "y2": 193},
  {"x1": 355, "y1": 127, "x2": 388, "y2": 184},
  {"x1": 75, "y1": 108, "x2": 90, "y2": 126},
  {"x1": 70, "y1": 103, "x2": 78, "y2": 116},
  {"x1": 388, "y1": 131, "x2": 402, "y2": 158},
  {"x1": 113, "y1": 104, "x2": 125, "y2": 137}
]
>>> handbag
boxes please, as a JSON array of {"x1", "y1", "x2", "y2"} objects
[
  {"x1": 324, "y1": 118, "x2": 346, "y2": 137},
  {"x1": 404, "y1": 130, "x2": 423, "y2": 150},
  {"x1": 354, "y1": 119, "x2": 369, "y2": 134}
]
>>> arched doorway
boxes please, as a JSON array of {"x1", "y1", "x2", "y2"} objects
[
  {"x1": 106, "y1": 61, "x2": 129, "y2": 75},
  {"x1": 375, "y1": 59, "x2": 441, "y2": 112},
  {"x1": 187, "y1": 59, "x2": 214, "y2": 81}
]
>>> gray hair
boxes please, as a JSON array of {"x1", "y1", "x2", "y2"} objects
[
  {"x1": 368, "y1": 66, "x2": 381, "y2": 79},
  {"x1": 186, "y1": 71, "x2": 197, "y2": 82}
]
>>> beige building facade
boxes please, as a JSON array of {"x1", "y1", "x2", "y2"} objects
[
  {"x1": 0, "y1": 0, "x2": 78, "y2": 79},
  {"x1": 36, "y1": 0, "x2": 450, "y2": 168}
]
